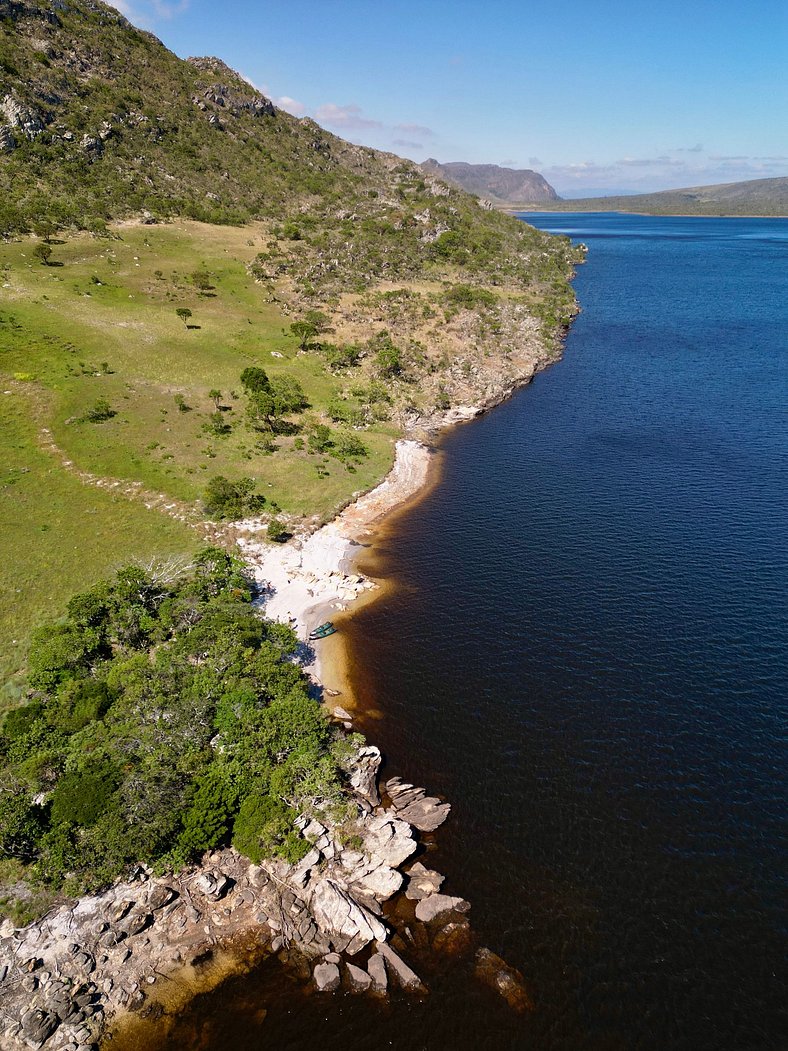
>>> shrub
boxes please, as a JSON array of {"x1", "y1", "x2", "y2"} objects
[
  {"x1": 50, "y1": 762, "x2": 120, "y2": 829},
  {"x1": 79, "y1": 398, "x2": 116, "y2": 423},
  {"x1": 203, "y1": 475, "x2": 266, "y2": 519}
]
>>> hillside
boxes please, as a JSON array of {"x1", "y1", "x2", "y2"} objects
[
  {"x1": 521, "y1": 176, "x2": 788, "y2": 216},
  {"x1": 0, "y1": 0, "x2": 583, "y2": 695},
  {"x1": 422, "y1": 158, "x2": 559, "y2": 205}
]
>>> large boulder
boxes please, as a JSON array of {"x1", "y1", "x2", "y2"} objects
[
  {"x1": 313, "y1": 961, "x2": 340, "y2": 992},
  {"x1": 308, "y1": 879, "x2": 386, "y2": 951},
  {"x1": 367, "y1": 952, "x2": 388, "y2": 995},
  {"x1": 349, "y1": 745, "x2": 382, "y2": 807},
  {"x1": 375, "y1": 941, "x2": 426, "y2": 992},
  {"x1": 361, "y1": 814, "x2": 417, "y2": 869},
  {"x1": 345, "y1": 962, "x2": 372, "y2": 993},
  {"x1": 404, "y1": 862, "x2": 444, "y2": 900},
  {"x1": 414, "y1": 893, "x2": 470, "y2": 925},
  {"x1": 350, "y1": 862, "x2": 403, "y2": 902},
  {"x1": 385, "y1": 778, "x2": 450, "y2": 832}
]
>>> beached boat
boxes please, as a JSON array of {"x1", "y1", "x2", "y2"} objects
[{"x1": 309, "y1": 621, "x2": 336, "y2": 640}]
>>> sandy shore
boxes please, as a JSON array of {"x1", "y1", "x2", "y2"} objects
[{"x1": 236, "y1": 439, "x2": 434, "y2": 694}]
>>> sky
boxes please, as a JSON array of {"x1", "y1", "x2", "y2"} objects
[{"x1": 111, "y1": 0, "x2": 788, "y2": 197}]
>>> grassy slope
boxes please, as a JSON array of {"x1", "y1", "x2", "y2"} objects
[
  {"x1": 0, "y1": 385, "x2": 195, "y2": 696},
  {"x1": 0, "y1": 221, "x2": 405, "y2": 697}
]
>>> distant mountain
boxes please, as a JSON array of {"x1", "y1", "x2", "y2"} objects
[
  {"x1": 421, "y1": 159, "x2": 560, "y2": 205},
  {"x1": 520, "y1": 177, "x2": 788, "y2": 217}
]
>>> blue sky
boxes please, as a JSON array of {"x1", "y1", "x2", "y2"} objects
[{"x1": 112, "y1": 0, "x2": 788, "y2": 196}]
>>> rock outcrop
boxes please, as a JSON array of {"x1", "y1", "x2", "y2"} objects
[
  {"x1": 0, "y1": 752, "x2": 452, "y2": 1050},
  {"x1": 385, "y1": 776, "x2": 451, "y2": 832}
]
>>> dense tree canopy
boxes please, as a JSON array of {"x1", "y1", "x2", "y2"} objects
[{"x1": 0, "y1": 550, "x2": 359, "y2": 895}]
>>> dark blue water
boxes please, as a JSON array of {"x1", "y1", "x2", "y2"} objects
[
  {"x1": 341, "y1": 214, "x2": 788, "y2": 1049},
  {"x1": 142, "y1": 215, "x2": 787, "y2": 1050}
]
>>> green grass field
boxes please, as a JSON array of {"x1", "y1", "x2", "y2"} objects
[{"x1": 0, "y1": 221, "x2": 399, "y2": 697}]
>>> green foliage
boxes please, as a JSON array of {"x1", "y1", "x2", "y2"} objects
[
  {"x1": 32, "y1": 242, "x2": 53, "y2": 266},
  {"x1": 0, "y1": 553, "x2": 355, "y2": 895},
  {"x1": 203, "y1": 475, "x2": 266, "y2": 519},
  {"x1": 331, "y1": 430, "x2": 369, "y2": 465},
  {"x1": 443, "y1": 283, "x2": 498, "y2": 310},
  {"x1": 240, "y1": 367, "x2": 271, "y2": 395},
  {"x1": 369, "y1": 331, "x2": 403, "y2": 378},
  {"x1": 175, "y1": 307, "x2": 192, "y2": 325},
  {"x1": 78, "y1": 398, "x2": 116, "y2": 423},
  {"x1": 176, "y1": 768, "x2": 238, "y2": 859},
  {"x1": 290, "y1": 320, "x2": 318, "y2": 350},
  {"x1": 50, "y1": 761, "x2": 120, "y2": 828},
  {"x1": 320, "y1": 342, "x2": 362, "y2": 372},
  {"x1": 266, "y1": 518, "x2": 288, "y2": 543}
]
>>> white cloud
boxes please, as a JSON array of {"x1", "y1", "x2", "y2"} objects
[
  {"x1": 394, "y1": 122, "x2": 434, "y2": 139},
  {"x1": 393, "y1": 138, "x2": 424, "y2": 150},
  {"x1": 314, "y1": 103, "x2": 383, "y2": 131},
  {"x1": 274, "y1": 95, "x2": 308, "y2": 117}
]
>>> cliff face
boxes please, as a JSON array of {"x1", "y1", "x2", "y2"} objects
[{"x1": 422, "y1": 159, "x2": 560, "y2": 204}]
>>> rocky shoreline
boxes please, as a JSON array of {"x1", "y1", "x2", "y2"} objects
[{"x1": 0, "y1": 740, "x2": 531, "y2": 1051}]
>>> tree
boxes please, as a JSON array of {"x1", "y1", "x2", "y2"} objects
[
  {"x1": 203, "y1": 411, "x2": 231, "y2": 437},
  {"x1": 290, "y1": 320, "x2": 318, "y2": 350},
  {"x1": 32, "y1": 219, "x2": 56, "y2": 243},
  {"x1": 79, "y1": 399, "x2": 116, "y2": 423},
  {"x1": 245, "y1": 374, "x2": 307, "y2": 433},
  {"x1": 208, "y1": 388, "x2": 222, "y2": 410},
  {"x1": 240, "y1": 366, "x2": 271, "y2": 394},
  {"x1": 303, "y1": 309, "x2": 330, "y2": 334},
  {"x1": 32, "y1": 242, "x2": 53, "y2": 266},
  {"x1": 176, "y1": 307, "x2": 192, "y2": 326}
]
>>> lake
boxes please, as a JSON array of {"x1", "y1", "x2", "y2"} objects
[{"x1": 147, "y1": 213, "x2": 788, "y2": 1050}]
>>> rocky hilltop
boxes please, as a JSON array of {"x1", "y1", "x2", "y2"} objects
[{"x1": 422, "y1": 158, "x2": 560, "y2": 205}]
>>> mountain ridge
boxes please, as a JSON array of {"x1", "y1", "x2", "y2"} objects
[
  {"x1": 421, "y1": 158, "x2": 559, "y2": 205},
  {"x1": 518, "y1": 176, "x2": 788, "y2": 216}
]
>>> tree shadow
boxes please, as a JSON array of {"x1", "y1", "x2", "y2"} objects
[{"x1": 186, "y1": 323, "x2": 202, "y2": 329}]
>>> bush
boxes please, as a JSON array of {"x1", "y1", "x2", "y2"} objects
[
  {"x1": 79, "y1": 398, "x2": 116, "y2": 423},
  {"x1": 266, "y1": 518, "x2": 288, "y2": 543},
  {"x1": 204, "y1": 475, "x2": 266, "y2": 520},
  {"x1": 443, "y1": 283, "x2": 498, "y2": 310}
]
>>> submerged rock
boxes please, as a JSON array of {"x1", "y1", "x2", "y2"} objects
[{"x1": 474, "y1": 947, "x2": 534, "y2": 1014}]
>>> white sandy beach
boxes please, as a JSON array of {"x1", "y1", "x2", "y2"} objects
[{"x1": 236, "y1": 439, "x2": 433, "y2": 683}]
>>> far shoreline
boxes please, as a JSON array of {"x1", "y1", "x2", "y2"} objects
[{"x1": 510, "y1": 207, "x2": 788, "y2": 219}]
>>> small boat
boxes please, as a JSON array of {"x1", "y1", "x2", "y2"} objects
[{"x1": 309, "y1": 621, "x2": 336, "y2": 640}]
